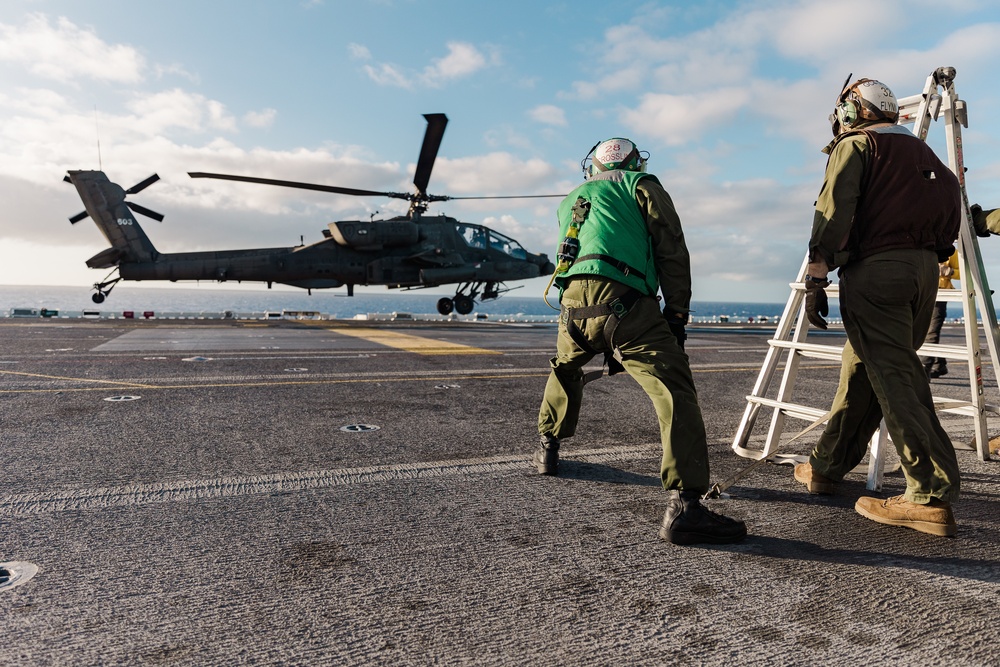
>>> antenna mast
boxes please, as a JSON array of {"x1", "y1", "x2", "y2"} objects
[{"x1": 94, "y1": 106, "x2": 102, "y2": 170}]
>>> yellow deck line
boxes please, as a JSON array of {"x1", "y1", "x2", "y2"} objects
[
  {"x1": 325, "y1": 327, "x2": 500, "y2": 355},
  {"x1": 0, "y1": 369, "x2": 155, "y2": 388}
]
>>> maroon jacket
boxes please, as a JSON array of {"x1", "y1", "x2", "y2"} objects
[{"x1": 844, "y1": 125, "x2": 961, "y2": 262}]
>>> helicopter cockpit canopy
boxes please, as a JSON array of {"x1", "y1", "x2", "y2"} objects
[{"x1": 456, "y1": 223, "x2": 528, "y2": 259}]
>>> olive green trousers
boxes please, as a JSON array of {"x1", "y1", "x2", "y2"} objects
[
  {"x1": 537, "y1": 278, "x2": 710, "y2": 492},
  {"x1": 809, "y1": 249, "x2": 961, "y2": 503}
]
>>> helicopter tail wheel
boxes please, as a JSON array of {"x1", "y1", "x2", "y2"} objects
[
  {"x1": 91, "y1": 273, "x2": 121, "y2": 304},
  {"x1": 453, "y1": 294, "x2": 474, "y2": 315},
  {"x1": 436, "y1": 297, "x2": 455, "y2": 315}
]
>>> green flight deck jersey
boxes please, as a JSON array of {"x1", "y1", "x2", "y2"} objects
[{"x1": 554, "y1": 170, "x2": 661, "y2": 298}]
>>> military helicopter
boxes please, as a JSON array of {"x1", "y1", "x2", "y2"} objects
[{"x1": 66, "y1": 113, "x2": 559, "y2": 315}]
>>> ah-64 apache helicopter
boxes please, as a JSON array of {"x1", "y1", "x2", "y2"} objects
[{"x1": 66, "y1": 113, "x2": 559, "y2": 315}]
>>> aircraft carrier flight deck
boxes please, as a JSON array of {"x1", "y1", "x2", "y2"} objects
[{"x1": 1, "y1": 317, "x2": 997, "y2": 665}]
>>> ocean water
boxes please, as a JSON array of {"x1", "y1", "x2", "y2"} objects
[{"x1": 0, "y1": 283, "x2": 815, "y2": 323}]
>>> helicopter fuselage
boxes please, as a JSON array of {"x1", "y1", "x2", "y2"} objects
[{"x1": 112, "y1": 215, "x2": 550, "y2": 290}]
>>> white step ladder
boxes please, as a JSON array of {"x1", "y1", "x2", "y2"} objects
[{"x1": 731, "y1": 67, "x2": 1000, "y2": 491}]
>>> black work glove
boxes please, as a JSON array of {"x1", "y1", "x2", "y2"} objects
[
  {"x1": 936, "y1": 244, "x2": 955, "y2": 263},
  {"x1": 663, "y1": 307, "x2": 688, "y2": 350},
  {"x1": 804, "y1": 276, "x2": 830, "y2": 330},
  {"x1": 971, "y1": 204, "x2": 990, "y2": 238}
]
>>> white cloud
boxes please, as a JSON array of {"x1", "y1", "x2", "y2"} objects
[
  {"x1": 433, "y1": 153, "x2": 558, "y2": 196},
  {"x1": 774, "y1": 0, "x2": 899, "y2": 62},
  {"x1": 528, "y1": 105, "x2": 566, "y2": 127},
  {"x1": 0, "y1": 87, "x2": 69, "y2": 116},
  {"x1": 207, "y1": 100, "x2": 237, "y2": 131},
  {"x1": 123, "y1": 89, "x2": 241, "y2": 135},
  {"x1": 244, "y1": 108, "x2": 277, "y2": 128},
  {"x1": 154, "y1": 62, "x2": 200, "y2": 83},
  {"x1": 363, "y1": 62, "x2": 414, "y2": 89},
  {"x1": 347, "y1": 42, "x2": 371, "y2": 60},
  {"x1": 566, "y1": 11, "x2": 764, "y2": 102},
  {"x1": 421, "y1": 42, "x2": 488, "y2": 86},
  {"x1": 360, "y1": 41, "x2": 493, "y2": 89},
  {"x1": 0, "y1": 14, "x2": 145, "y2": 84},
  {"x1": 621, "y1": 88, "x2": 753, "y2": 146}
]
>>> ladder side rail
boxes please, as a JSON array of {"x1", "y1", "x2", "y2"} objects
[
  {"x1": 866, "y1": 422, "x2": 889, "y2": 491},
  {"x1": 732, "y1": 256, "x2": 810, "y2": 456},
  {"x1": 941, "y1": 77, "x2": 994, "y2": 460},
  {"x1": 957, "y1": 217, "x2": 990, "y2": 460},
  {"x1": 899, "y1": 70, "x2": 943, "y2": 140},
  {"x1": 731, "y1": 295, "x2": 803, "y2": 456},
  {"x1": 759, "y1": 296, "x2": 817, "y2": 458}
]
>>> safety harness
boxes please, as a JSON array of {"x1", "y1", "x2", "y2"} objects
[
  {"x1": 544, "y1": 195, "x2": 649, "y2": 382},
  {"x1": 574, "y1": 254, "x2": 646, "y2": 282},
  {"x1": 562, "y1": 288, "x2": 643, "y2": 382}
]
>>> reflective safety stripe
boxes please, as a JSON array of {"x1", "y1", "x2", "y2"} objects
[{"x1": 326, "y1": 328, "x2": 500, "y2": 355}]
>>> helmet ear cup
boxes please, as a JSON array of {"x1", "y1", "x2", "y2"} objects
[{"x1": 837, "y1": 99, "x2": 859, "y2": 128}]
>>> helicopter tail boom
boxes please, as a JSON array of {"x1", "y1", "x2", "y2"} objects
[{"x1": 67, "y1": 170, "x2": 159, "y2": 267}]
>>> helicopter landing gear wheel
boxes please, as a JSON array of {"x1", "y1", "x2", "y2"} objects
[
  {"x1": 436, "y1": 297, "x2": 454, "y2": 315},
  {"x1": 91, "y1": 272, "x2": 120, "y2": 305},
  {"x1": 453, "y1": 294, "x2": 474, "y2": 315}
]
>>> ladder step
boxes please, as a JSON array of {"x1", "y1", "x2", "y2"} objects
[
  {"x1": 770, "y1": 339, "x2": 979, "y2": 362},
  {"x1": 789, "y1": 284, "x2": 968, "y2": 303},
  {"x1": 745, "y1": 396, "x2": 827, "y2": 423},
  {"x1": 931, "y1": 397, "x2": 1000, "y2": 416},
  {"x1": 768, "y1": 339, "x2": 842, "y2": 360},
  {"x1": 917, "y1": 342, "x2": 980, "y2": 360},
  {"x1": 747, "y1": 394, "x2": 998, "y2": 420}
]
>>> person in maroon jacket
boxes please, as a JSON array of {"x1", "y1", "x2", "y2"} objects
[{"x1": 795, "y1": 77, "x2": 963, "y2": 537}]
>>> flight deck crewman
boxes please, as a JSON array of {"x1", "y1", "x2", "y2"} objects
[
  {"x1": 920, "y1": 250, "x2": 959, "y2": 379},
  {"x1": 796, "y1": 77, "x2": 963, "y2": 536},
  {"x1": 533, "y1": 137, "x2": 747, "y2": 545}
]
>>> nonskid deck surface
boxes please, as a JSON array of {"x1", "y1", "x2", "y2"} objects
[{"x1": 0, "y1": 319, "x2": 996, "y2": 665}]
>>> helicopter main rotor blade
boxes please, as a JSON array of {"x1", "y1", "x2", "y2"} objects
[
  {"x1": 412, "y1": 113, "x2": 448, "y2": 197},
  {"x1": 188, "y1": 172, "x2": 411, "y2": 201},
  {"x1": 440, "y1": 194, "x2": 567, "y2": 201}
]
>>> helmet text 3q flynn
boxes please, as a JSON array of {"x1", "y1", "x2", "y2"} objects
[{"x1": 830, "y1": 77, "x2": 898, "y2": 136}]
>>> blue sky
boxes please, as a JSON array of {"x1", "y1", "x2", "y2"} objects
[{"x1": 2, "y1": 0, "x2": 999, "y2": 303}]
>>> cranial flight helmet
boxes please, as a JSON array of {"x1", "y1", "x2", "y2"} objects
[
  {"x1": 581, "y1": 137, "x2": 649, "y2": 180},
  {"x1": 829, "y1": 75, "x2": 899, "y2": 136}
]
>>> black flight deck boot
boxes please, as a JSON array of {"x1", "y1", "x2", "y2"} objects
[
  {"x1": 659, "y1": 490, "x2": 747, "y2": 545},
  {"x1": 533, "y1": 434, "x2": 559, "y2": 475}
]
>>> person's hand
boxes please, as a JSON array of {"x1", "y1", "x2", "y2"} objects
[
  {"x1": 663, "y1": 307, "x2": 688, "y2": 350},
  {"x1": 804, "y1": 276, "x2": 831, "y2": 330},
  {"x1": 971, "y1": 204, "x2": 990, "y2": 238},
  {"x1": 807, "y1": 257, "x2": 830, "y2": 281}
]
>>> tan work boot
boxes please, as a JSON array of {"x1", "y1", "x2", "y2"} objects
[
  {"x1": 855, "y1": 495, "x2": 957, "y2": 537},
  {"x1": 966, "y1": 434, "x2": 1000, "y2": 454},
  {"x1": 793, "y1": 462, "x2": 835, "y2": 495}
]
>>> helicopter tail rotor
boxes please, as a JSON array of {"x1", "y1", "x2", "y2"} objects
[{"x1": 66, "y1": 173, "x2": 165, "y2": 224}]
